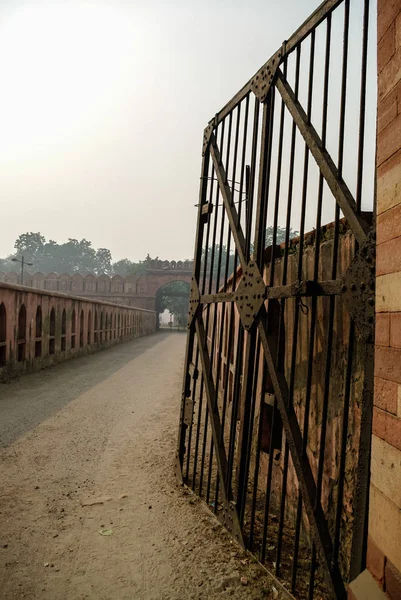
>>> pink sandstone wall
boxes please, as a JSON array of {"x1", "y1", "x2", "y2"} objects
[
  {"x1": 359, "y1": 1, "x2": 401, "y2": 598},
  {"x1": 0, "y1": 282, "x2": 156, "y2": 381},
  {"x1": 350, "y1": 2, "x2": 401, "y2": 599},
  {"x1": 0, "y1": 264, "x2": 193, "y2": 312}
]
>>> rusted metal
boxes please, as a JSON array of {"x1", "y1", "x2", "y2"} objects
[
  {"x1": 235, "y1": 262, "x2": 266, "y2": 330},
  {"x1": 177, "y1": 1, "x2": 375, "y2": 598},
  {"x1": 342, "y1": 235, "x2": 375, "y2": 341}
]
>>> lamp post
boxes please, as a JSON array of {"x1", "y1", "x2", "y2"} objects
[{"x1": 11, "y1": 256, "x2": 33, "y2": 285}]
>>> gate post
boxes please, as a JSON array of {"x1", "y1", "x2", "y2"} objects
[{"x1": 351, "y1": 1, "x2": 401, "y2": 598}]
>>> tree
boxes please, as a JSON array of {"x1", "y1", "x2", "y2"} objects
[
  {"x1": 14, "y1": 232, "x2": 46, "y2": 262},
  {"x1": 265, "y1": 225, "x2": 299, "y2": 246}
]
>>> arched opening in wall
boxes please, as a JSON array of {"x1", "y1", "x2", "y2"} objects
[
  {"x1": 94, "y1": 312, "x2": 98, "y2": 343},
  {"x1": 87, "y1": 310, "x2": 92, "y2": 345},
  {"x1": 100, "y1": 312, "x2": 104, "y2": 343},
  {"x1": 80, "y1": 310, "x2": 84, "y2": 347},
  {"x1": 35, "y1": 306, "x2": 42, "y2": 358},
  {"x1": 0, "y1": 303, "x2": 6, "y2": 365},
  {"x1": 155, "y1": 281, "x2": 190, "y2": 331},
  {"x1": 61, "y1": 309, "x2": 66, "y2": 351},
  {"x1": 71, "y1": 309, "x2": 76, "y2": 349},
  {"x1": 49, "y1": 307, "x2": 56, "y2": 355}
]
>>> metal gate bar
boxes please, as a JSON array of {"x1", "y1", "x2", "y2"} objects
[{"x1": 176, "y1": 1, "x2": 376, "y2": 597}]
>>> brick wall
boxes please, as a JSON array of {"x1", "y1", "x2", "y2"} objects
[{"x1": 367, "y1": 1, "x2": 401, "y2": 598}]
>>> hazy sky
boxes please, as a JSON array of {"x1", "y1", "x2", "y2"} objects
[{"x1": 0, "y1": 0, "x2": 333, "y2": 263}]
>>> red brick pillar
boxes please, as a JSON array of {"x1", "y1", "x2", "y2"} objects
[{"x1": 365, "y1": 0, "x2": 401, "y2": 598}]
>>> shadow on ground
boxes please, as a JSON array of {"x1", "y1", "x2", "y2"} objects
[{"x1": 0, "y1": 331, "x2": 184, "y2": 447}]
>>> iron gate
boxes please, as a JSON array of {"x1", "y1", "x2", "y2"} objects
[{"x1": 176, "y1": 0, "x2": 376, "y2": 598}]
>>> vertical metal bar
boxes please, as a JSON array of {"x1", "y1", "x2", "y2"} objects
[
  {"x1": 199, "y1": 122, "x2": 226, "y2": 498},
  {"x1": 241, "y1": 333, "x2": 262, "y2": 526},
  {"x1": 309, "y1": 13, "x2": 333, "y2": 593},
  {"x1": 176, "y1": 135, "x2": 211, "y2": 481},
  {"x1": 185, "y1": 344, "x2": 200, "y2": 480},
  {"x1": 349, "y1": 340, "x2": 374, "y2": 580},
  {"x1": 332, "y1": 320, "x2": 354, "y2": 565},
  {"x1": 225, "y1": 95, "x2": 251, "y2": 499},
  {"x1": 206, "y1": 112, "x2": 233, "y2": 505},
  {"x1": 245, "y1": 98, "x2": 260, "y2": 260},
  {"x1": 356, "y1": 0, "x2": 370, "y2": 213},
  {"x1": 214, "y1": 104, "x2": 242, "y2": 511},
  {"x1": 190, "y1": 154, "x2": 216, "y2": 490},
  {"x1": 273, "y1": 43, "x2": 301, "y2": 579},
  {"x1": 290, "y1": 29, "x2": 316, "y2": 591},
  {"x1": 192, "y1": 374, "x2": 205, "y2": 490}
]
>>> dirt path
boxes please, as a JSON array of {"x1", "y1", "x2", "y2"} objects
[{"x1": 0, "y1": 332, "x2": 290, "y2": 600}]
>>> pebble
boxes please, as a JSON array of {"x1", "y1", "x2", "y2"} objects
[{"x1": 240, "y1": 576, "x2": 248, "y2": 586}]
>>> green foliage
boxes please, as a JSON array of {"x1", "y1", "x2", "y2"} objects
[
  {"x1": 1, "y1": 232, "x2": 154, "y2": 276},
  {"x1": 201, "y1": 227, "x2": 299, "y2": 281}
]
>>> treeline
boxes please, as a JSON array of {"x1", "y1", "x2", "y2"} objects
[{"x1": 0, "y1": 232, "x2": 180, "y2": 277}]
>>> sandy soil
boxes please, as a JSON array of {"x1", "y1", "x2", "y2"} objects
[{"x1": 0, "y1": 332, "x2": 290, "y2": 600}]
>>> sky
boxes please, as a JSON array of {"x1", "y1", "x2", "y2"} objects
[{"x1": 0, "y1": 0, "x2": 341, "y2": 264}]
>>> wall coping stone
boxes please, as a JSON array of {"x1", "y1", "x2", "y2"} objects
[{"x1": 0, "y1": 281, "x2": 155, "y2": 314}]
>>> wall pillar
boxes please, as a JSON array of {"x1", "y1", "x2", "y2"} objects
[{"x1": 351, "y1": 1, "x2": 401, "y2": 598}]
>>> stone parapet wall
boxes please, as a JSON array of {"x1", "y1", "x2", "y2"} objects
[
  {"x1": 0, "y1": 282, "x2": 156, "y2": 381},
  {"x1": 0, "y1": 267, "x2": 193, "y2": 312}
]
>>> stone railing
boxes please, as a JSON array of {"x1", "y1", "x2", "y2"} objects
[{"x1": 0, "y1": 282, "x2": 156, "y2": 380}]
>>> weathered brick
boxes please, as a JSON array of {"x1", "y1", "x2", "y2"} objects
[
  {"x1": 375, "y1": 377, "x2": 398, "y2": 413},
  {"x1": 367, "y1": 535, "x2": 386, "y2": 585},
  {"x1": 379, "y1": 47, "x2": 401, "y2": 103},
  {"x1": 378, "y1": 89, "x2": 398, "y2": 134},
  {"x1": 377, "y1": 204, "x2": 401, "y2": 244},
  {"x1": 376, "y1": 313, "x2": 391, "y2": 346},
  {"x1": 377, "y1": 237, "x2": 401, "y2": 275},
  {"x1": 379, "y1": 22, "x2": 396, "y2": 72},
  {"x1": 378, "y1": 0, "x2": 401, "y2": 43},
  {"x1": 371, "y1": 435, "x2": 401, "y2": 508},
  {"x1": 375, "y1": 346, "x2": 401, "y2": 384},
  {"x1": 378, "y1": 113, "x2": 401, "y2": 166},
  {"x1": 377, "y1": 273, "x2": 401, "y2": 312},
  {"x1": 390, "y1": 313, "x2": 401, "y2": 348},
  {"x1": 373, "y1": 406, "x2": 401, "y2": 451},
  {"x1": 385, "y1": 559, "x2": 401, "y2": 600},
  {"x1": 396, "y1": 12, "x2": 401, "y2": 50},
  {"x1": 370, "y1": 484, "x2": 401, "y2": 573},
  {"x1": 377, "y1": 150, "x2": 401, "y2": 214},
  {"x1": 398, "y1": 385, "x2": 401, "y2": 417}
]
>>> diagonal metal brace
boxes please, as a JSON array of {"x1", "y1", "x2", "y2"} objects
[
  {"x1": 195, "y1": 317, "x2": 244, "y2": 546},
  {"x1": 257, "y1": 306, "x2": 346, "y2": 599},
  {"x1": 209, "y1": 134, "x2": 247, "y2": 267},
  {"x1": 275, "y1": 69, "x2": 370, "y2": 247}
]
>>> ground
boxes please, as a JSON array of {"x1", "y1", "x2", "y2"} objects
[{"x1": 0, "y1": 332, "x2": 290, "y2": 600}]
